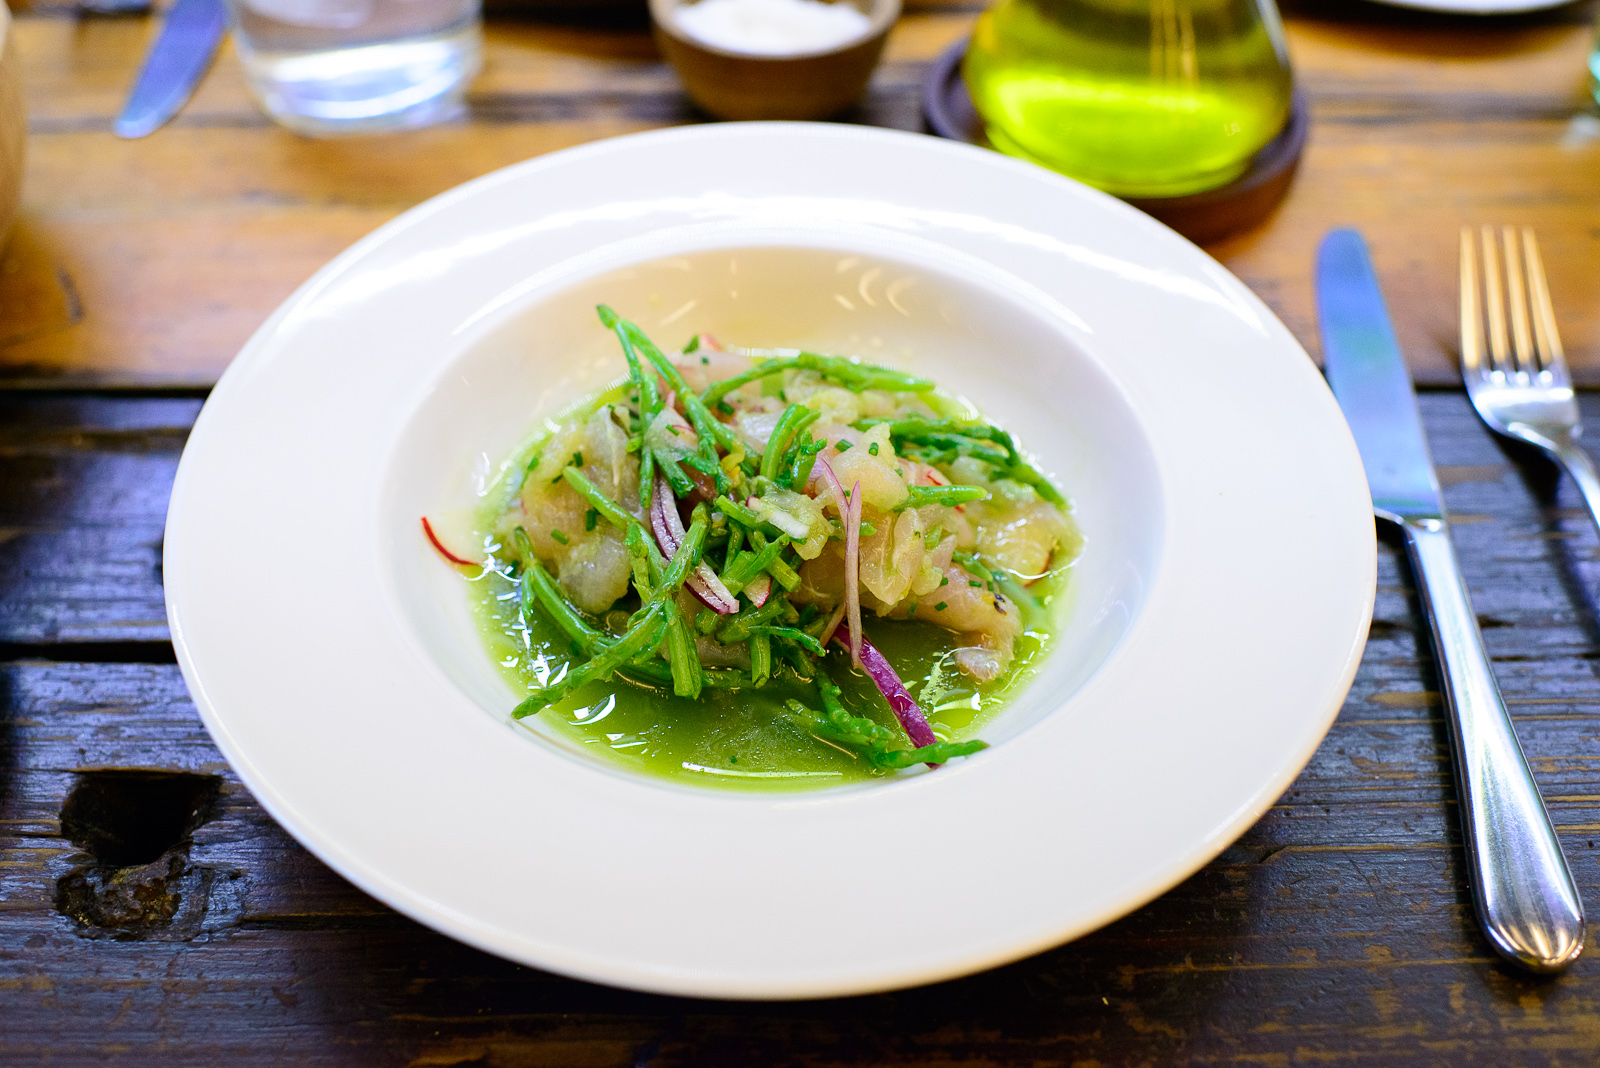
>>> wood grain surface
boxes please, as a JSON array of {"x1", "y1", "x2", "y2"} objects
[
  {"x1": 8, "y1": 1, "x2": 1600, "y2": 1062},
  {"x1": 5, "y1": 392, "x2": 1600, "y2": 1064},
  {"x1": 1, "y1": 0, "x2": 1599, "y2": 385}
]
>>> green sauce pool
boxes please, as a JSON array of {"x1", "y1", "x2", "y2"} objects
[{"x1": 471, "y1": 563, "x2": 1072, "y2": 791}]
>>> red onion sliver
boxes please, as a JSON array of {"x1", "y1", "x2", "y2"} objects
[
  {"x1": 811, "y1": 456, "x2": 850, "y2": 519},
  {"x1": 834, "y1": 626, "x2": 939, "y2": 749},
  {"x1": 844, "y1": 480, "x2": 863, "y2": 670},
  {"x1": 650, "y1": 475, "x2": 682, "y2": 559},
  {"x1": 651, "y1": 473, "x2": 738, "y2": 614}
]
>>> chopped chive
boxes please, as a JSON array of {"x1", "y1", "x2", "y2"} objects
[
  {"x1": 585, "y1": 509, "x2": 599, "y2": 532},
  {"x1": 834, "y1": 440, "x2": 850, "y2": 452},
  {"x1": 895, "y1": 485, "x2": 989, "y2": 510},
  {"x1": 572, "y1": 451, "x2": 584, "y2": 467},
  {"x1": 868, "y1": 442, "x2": 879, "y2": 456},
  {"x1": 934, "y1": 602, "x2": 947, "y2": 611},
  {"x1": 551, "y1": 529, "x2": 569, "y2": 545}
]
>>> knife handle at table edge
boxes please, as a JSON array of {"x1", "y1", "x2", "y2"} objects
[{"x1": 1398, "y1": 514, "x2": 1586, "y2": 972}]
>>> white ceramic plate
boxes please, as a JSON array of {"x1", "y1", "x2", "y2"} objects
[{"x1": 165, "y1": 123, "x2": 1374, "y2": 1000}]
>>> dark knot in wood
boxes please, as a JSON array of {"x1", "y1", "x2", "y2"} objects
[{"x1": 52, "y1": 769, "x2": 237, "y2": 940}]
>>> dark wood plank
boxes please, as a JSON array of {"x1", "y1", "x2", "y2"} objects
[
  {"x1": 0, "y1": 396, "x2": 199, "y2": 644},
  {"x1": 7, "y1": 391, "x2": 1600, "y2": 1062}
]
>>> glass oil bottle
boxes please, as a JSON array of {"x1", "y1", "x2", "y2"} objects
[{"x1": 963, "y1": 0, "x2": 1294, "y2": 198}]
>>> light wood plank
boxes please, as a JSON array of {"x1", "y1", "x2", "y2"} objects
[{"x1": 4, "y1": 8, "x2": 1600, "y2": 385}]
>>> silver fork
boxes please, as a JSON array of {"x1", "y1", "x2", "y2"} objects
[{"x1": 1461, "y1": 225, "x2": 1600, "y2": 530}]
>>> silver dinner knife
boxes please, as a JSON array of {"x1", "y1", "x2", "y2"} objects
[
  {"x1": 1317, "y1": 228, "x2": 1584, "y2": 972},
  {"x1": 114, "y1": 0, "x2": 229, "y2": 139}
]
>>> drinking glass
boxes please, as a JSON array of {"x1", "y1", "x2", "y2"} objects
[
  {"x1": 1590, "y1": 12, "x2": 1600, "y2": 108},
  {"x1": 228, "y1": 0, "x2": 482, "y2": 135},
  {"x1": 963, "y1": 0, "x2": 1293, "y2": 197}
]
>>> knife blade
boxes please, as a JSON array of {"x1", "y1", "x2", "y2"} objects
[
  {"x1": 1316, "y1": 227, "x2": 1586, "y2": 974},
  {"x1": 1317, "y1": 230, "x2": 1443, "y2": 523},
  {"x1": 114, "y1": 0, "x2": 229, "y2": 139}
]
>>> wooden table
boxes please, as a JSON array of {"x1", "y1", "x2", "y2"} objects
[{"x1": 6, "y1": 1, "x2": 1600, "y2": 1063}]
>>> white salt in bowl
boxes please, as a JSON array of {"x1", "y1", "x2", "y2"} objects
[{"x1": 650, "y1": 0, "x2": 900, "y2": 120}]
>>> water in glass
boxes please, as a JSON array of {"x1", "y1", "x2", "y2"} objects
[{"x1": 230, "y1": 0, "x2": 481, "y2": 135}]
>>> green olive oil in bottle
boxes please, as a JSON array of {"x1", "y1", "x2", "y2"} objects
[{"x1": 964, "y1": 0, "x2": 1293, "y2": 197}]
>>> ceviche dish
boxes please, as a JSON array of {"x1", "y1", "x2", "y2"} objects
[{"x1": 427, "y1": 306, "x2": 1083, "y2": 788}]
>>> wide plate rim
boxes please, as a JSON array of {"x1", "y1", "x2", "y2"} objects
[{"x1": 164, "y1": 122, "x2": 1375, "y2": 1000}]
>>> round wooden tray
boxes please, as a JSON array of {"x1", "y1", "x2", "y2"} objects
[{"x1": 921, "y1": 38, "x2": 1308, "y2": 243}]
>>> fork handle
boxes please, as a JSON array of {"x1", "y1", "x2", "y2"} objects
[
  {"x1": 1401, "y1": 516, "x2": 1585, "y2": 972},
  {"x1": 1544, "y1": 435, "x2": 1600, "y2": 541}
]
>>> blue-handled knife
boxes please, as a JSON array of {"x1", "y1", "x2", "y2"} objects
[
  {"x1": 1317, "y1": 228, "x2": 1585, "y2": 973},
  {"x1": 114, "y1": 0, "x2": 229, "y2": 139}
]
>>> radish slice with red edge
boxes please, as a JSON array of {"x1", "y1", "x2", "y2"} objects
[
  {"x1": 744, "y1": 573, "x2": 771, "y2": 608},
  {"x1": 833, "y1": 625, "x2": 939, "y2": 750},
  {"x1": 422, "y1": 517, "x2": 476, "y2": 568},
  {"x1": 651, "y1": 474, "x2": 738, "y2": 613}
]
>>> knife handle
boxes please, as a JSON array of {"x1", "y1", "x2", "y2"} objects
[{"x1": 1400, "y1": 516, "x2": 1585, "y2": 971}]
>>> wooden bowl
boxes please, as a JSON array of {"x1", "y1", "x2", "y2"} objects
[
  {"x1": 0, "y1": 2, "x2": 24, "y2": 245},
  {"x1": 650, "y1": 0, "x2": 900, "y2": 121}
]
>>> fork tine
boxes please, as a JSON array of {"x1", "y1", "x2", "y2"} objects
[
  {"x1": 1502, "y1": 225, "x2": 1536, "y2": 374},
  {"x1": 1521, "y1": 227, "x2": 1567, "y2": 378},
  {"x1": 1480, "y1": 225, "x2": 1511, "y2": 373},
  {"x1": 1460, "y1": 226, "x2": 1486, "y2": 377}
]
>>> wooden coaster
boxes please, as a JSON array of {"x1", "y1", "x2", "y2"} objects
[{"x1": 921, "y1": 38, "x2": 1308, "y2": 243}]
